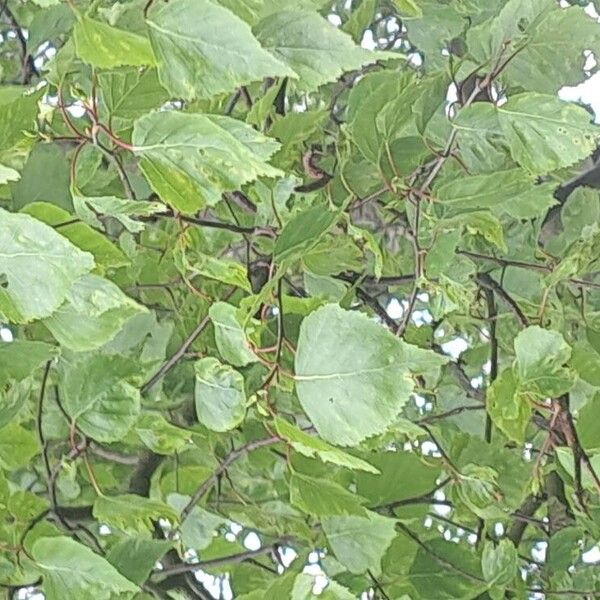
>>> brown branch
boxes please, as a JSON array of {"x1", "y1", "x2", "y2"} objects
[
  {"x1": 164, "y1": 212, "x2": 273, "y2": 236},
  {"x1": 417, "y1": 404, "x2": 484, "y2": 424},
  {"x1": 154, "y1": 541, "x2": 286, "y2": 577},
  {"x1": 1, "y1": 4, "x2": 37, "y2": 83},
  {"x1": 373, "y1": 477, "x2": 452, "y2": 512},
  {"x1": 476, "y1": 272, "x2": 528, "y2": 327},
  {"x1": 460, "y1": 250, "x2": 600, "y2": 291}
]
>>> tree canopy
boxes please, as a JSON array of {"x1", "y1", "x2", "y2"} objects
[{"x1": 1, "y1": 0, "x2": 600, "y2": 598}]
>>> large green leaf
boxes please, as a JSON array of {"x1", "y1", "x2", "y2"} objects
[
  {"x1": 456, "y1": 95, "x2": 597, "y2": 175},
  {"x1": 355, "y1": 451, "x2": 440, "y2": 505},
  {"x1": 32, "y1": 536, "x2": 139, "y2": 600},
  {"x1": 0, "y1": 340, "x2": 58, "y2": 385},
  {"x1": 194, "y1": 356, "x2": 247, "y2": 431},
  {"x1": 322, "y1": 511, "x2": 397, "y2": 575},
  {"x1": 468, "y1": 0, "x2": 600, "y2": 93},
  {"x1": 43, "y1": 274, "x2": 145, "y2": 351},
  {"x1": 21, "y1": 202, "x2": 128, "y2": 270},
  {"x1": 61, "y1": 354, "x2": 140, "y2": 443},
  {"x1": 274, "y1": 206, "x2": 340, "y2": 263},
  {"x1": 147, "y1": 0, "x2": 294, "y2": 100},
  {"x1": 295, "y1": 304, "x2": 414, "y2": 446},
  {"x1": 132, "y1": 111, "x2": 282, "y2": 213},
  {"x1": 290, "y1": 472, "x2": 366, "y2": 517},
  {"x1": 434, "y1": 169, "x2": 557, "y2": 219},
  {"x1": 254, "y1": 10, "x2": 393, "y2": 90},
  {"x1": 106, "y1": 538, "x2": 172, "y2": 585},
  {"x1": 73, "y1": 16, "x2": 155, "y2": 68},
  {"x1": 487, "y1": 368, "x2": 530, "y2": 444},
  {"x1": 99, "y1": 68, "x2": 169, "y2": 122},
  {"x1": 0, "y1": 208, "x2": 94, "y2": 323}
]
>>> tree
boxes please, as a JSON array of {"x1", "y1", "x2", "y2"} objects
[{"x1": 1, "y1": 0, "x2": 600, "y2": 598}]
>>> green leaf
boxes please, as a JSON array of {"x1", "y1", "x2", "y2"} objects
[
  {"x1": 355, "y1": 451, "x2": 440, "y2": 505},
  {"x1": 73, "y1": 16, "x2": 155, "y2": 68},
  {"x1": 456, "y1": 463, "x2": 503, "y2": 519},
  {"x1": 132, "y1": 111, "x2": 282, "y2": 213},
  {"x1": 450, "y1": 211, "x2": 507, "y2": 252},
  {"x1": 274, "y1": 417, "x2": 379, "y2": 473},
  {"x1": 0, "y1": 208, "x2": 94, "y2": 323},
  {"x1": 393, "y1": 0, "x2": 422, "y2": 17},
  {"x1": 73, "y1": 195, "x2": 165, "y2": 234},
  {"x1": 435, "y1": 169, "x2": 557, "y2": 219},
  {"x1": 289, "y1": 472, "x2": 366, "y2": 516},
  {"x1": 0, "y1": 88, "x2": 42, "y2": 156},
  {"x1": 194, "y1": 356, "x2": 246, "y2": 432},
  {"x1": 107, "y1": 538, "x2": 172, "y2": 585},
  {"x1": 135, "y1": 412, "x2": 192, "y2": 455},
  {"x1": 21, "y1": 202, "x2": 128, "y2": 270},
  {"x1": 322, "y1": 511, "x2": 397, "y2": 575},
  {"x1": 43, "y1": 274, "x2": 145, "y2": 351},
  {"x1": 168, "y1": 493, "x2": 226, "y2": 550},
  {"x1": 514, "y1": 326, "x2": 575, "y2": 396},
  {"x1": 93, "y1": 494, "x2": 178, "y2": 534},
  {"x1": 456, "y1": 95, "x2": 597, "y2": 175},
  {"x1": 469, "y1": 1, "x2": 600, "y2": 93},
  {"x1": 294, "y1": 304, "x2": 414, "y2": 445},
  {"x1": 0, "y1": 164, "x2": 19, "y2": 185},
  {"x1": 188, "y1": 253, "x2": 252, "y2": 292},
  {"x1": 576, "y1": 393, "x2": 600, "y2": 452},
  {"x1": 209, "y1": 302, "x2": 257, "y2": 367},
  {"x1": 11, "y1": 144, "x2": 72, "y2": 211},
  {"x1": 254, "y1": 10, "x2": 393, "y2": 90},
  {"x1": 0, "y1": 423, "x2": 38, "y2": 470},
  {"x1": 32, "y1": 536, "x2": 139, "y2": 600},
  {"x1": 61, "y1": 354, "x2": 140, "y2": 443},
  {"x1": 147, "y1": 0, "x2": 294, "y2": 101},
  {"x1": 487, "y1": 368, "x2": 531, "y2": 444},
  {"x1": 482, "y1": 539, "x2": 517, "y2": 586},
  {"x1": 409, "y1": 538, "x2": 486, "y2": 599},
  {"x1": 98, "y1": 68, "x2": 169, "y2": 122},
  {"x1": 274, "y1": 206, "x2": 340, "y2": 263},
  {"x1": 0, "y1": 340, "x2": 58, "y2": 386}
]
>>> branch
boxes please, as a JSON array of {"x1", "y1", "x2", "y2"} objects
[
  {"x1": 476, "y1": 272, "x2": 528, "y2": 327},
  {"x1": 161, "y1": 211, "x2": 273, "y2": 236},
  {"x1": 1, "y1": 4, "x2": 37, "y2": 83},
  {"x1": 180, "y1": 435, "x2": 282, "y2": 522},
  {"x1": 417, "y1": 404, "x2": 484, "y2": 424},
  {"x1": 154, "y1": 542, "x2": 286, "y2": 577},
  {"x1": 373, "y1": 477, "x2": 452, "y2": 512},
  {"x1": 482, "y1": 286, "x2": 498, "y2": 442},
  {"x1": 141, "y1": 314, "x2": 211, "y2": 394},
  {"x1": 460, "y1": 250, "x2": 600, "y2": 291}
]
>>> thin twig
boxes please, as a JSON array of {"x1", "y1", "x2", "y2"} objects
[
  {"x1": 154, "y1": 542, "x2": 286, "y2": 577},
  {"x1": 141, "y1": 315, "x2": 211, "y2": 394},
  {"x1": 180, "y1": 435, "x2": 282, "y2": 523}
]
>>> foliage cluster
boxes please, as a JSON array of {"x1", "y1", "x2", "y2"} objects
[{"x1": 1, "y1": 0, "x2": 600, "y2": 598}]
